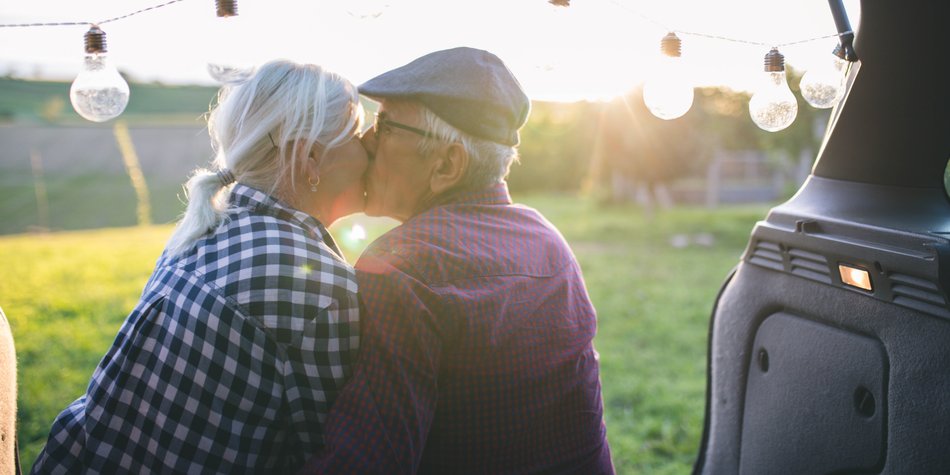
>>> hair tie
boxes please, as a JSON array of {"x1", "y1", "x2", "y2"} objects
[{"x1": 216, "y1": 169, "x2": 236, "y2": 186}]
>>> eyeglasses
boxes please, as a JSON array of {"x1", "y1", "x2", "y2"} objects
[{"x1": 372, "y1": 112, "x2": 436, "y2": 139}]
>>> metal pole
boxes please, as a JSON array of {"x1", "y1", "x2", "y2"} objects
[{"x1": 828, "y1": 0, "x2": 858, "y2": 61}]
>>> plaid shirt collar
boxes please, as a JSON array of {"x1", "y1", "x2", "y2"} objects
[
  {"x1": 419, "y1": 182, "x2": 513, "y2": 213},
  {"x1": 229, "y1": 183, "x2": 343, "y2": 258}
]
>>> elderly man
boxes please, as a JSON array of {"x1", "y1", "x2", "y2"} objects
[{"x1": 301, "y1": 47, "x2": 613, "y2": 474}]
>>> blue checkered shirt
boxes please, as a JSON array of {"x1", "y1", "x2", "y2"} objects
[{"x1": 32, "y1": 184, "x2": 360, "y2": 474}]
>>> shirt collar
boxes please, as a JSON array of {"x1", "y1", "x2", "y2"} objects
[
  {"x1": 421, "y1": 182, "x2": 513, "y2": 212},
  {"x1": 228, "y1": 183, "x2": 343, "y2": 258}
]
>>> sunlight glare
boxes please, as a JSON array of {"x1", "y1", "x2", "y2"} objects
[
  {"x1": 0, "y1": 0, "x2": 861, "y2": 102},
  {"x1": 350, "y1": 223, "x2": 367, "y2": 241},
  {"x1": 296, "y1": 263, "x2": 314, "y2": 277}
]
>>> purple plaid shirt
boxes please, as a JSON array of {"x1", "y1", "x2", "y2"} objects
[{"x1": 301, "y1": 183, "x2": 613, "y2": 474}]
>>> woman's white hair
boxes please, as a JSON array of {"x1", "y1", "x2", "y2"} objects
[
  {"x1": 165, "y1": 59, "x2": 363, "y2": 256},
  {"x1": 415, "y1": 106, "x2": 519, "y2": 189}
]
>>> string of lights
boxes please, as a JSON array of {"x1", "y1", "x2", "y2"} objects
[
  {"x1": 604, "y1": 0, "x2": 844, "y2": 48},
  {"x1": 0, "y1": 20, "x2": 91, "y2": 28},
  {"x1": 0, "y1": 0, "x2": 189, "y2": 28},
  {"x1": 601, "y1": 0, "x2": 857, "y2": 129},
  {"x1": 677, "y1": 29, "x2": 844, "y2": 49},
  {"x1": 3, "y1": 0, "x2": 858, "y2": 130}
]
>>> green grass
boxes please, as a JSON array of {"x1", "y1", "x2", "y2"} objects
[
  {"x1": 0, "y1": 170, "x2": 193, "y2": 233},
  {"x1": 0, "y1": 196, "x2": 770, "y2": 473}
]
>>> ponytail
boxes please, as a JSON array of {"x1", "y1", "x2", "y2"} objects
[{"x1": 165, "y1": 168, "x2": 233, "y2": 256}]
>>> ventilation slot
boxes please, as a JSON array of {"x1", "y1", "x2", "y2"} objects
[
  {"x1": 788, "y1": 248, "x2": 831, "y2": 284},
  {"x1": 748, "y1": 240, "x2": 784, "y2": 271},
  {"x1": 890, "y1": 272, "x2": 950, "y2": 319}
]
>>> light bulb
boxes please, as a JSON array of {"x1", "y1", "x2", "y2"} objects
[
  {"x1": 643, "y1": 32, "x2": 694, "y2": 120},
  {"x1": 800, "y1": 45, "x2": 849, "y2": 109},
  {"x1": 207, "y1": 0, "x2": 253, "y2": 84},
  {"x1": 69, "y1": 25, "x2": 130, "y2": 123},
  {"x1": 749, "y1": 48, "x2": 798, "y2": 132}
]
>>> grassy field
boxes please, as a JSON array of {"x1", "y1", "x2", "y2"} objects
[{"x1": 0, "y1": 195, "x2": 770, "y2": 473}]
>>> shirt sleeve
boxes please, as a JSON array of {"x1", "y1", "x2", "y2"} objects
[
  {"x1": 32, "y1": 286, "x2": 296, "y2": 474},
  {"x1": 298, "y1": 250, "x2": 448, "y2": 474}
]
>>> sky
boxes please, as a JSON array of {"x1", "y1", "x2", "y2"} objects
[{"x1": 0, "y1": 0, "x2": 861, "y2": 102}]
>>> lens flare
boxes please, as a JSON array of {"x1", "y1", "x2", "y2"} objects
[{"x1": 350, "y1": 224, "x2": 367, "y2": 241}]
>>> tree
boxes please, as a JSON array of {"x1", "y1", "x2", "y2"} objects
[{"x1": 586, "y1": 88, "x2": 708, "y2": 207}]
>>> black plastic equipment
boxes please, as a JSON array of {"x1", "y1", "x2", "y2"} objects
[{"x1": 693, "y1": 0, "x2": 950, "y2": 473}]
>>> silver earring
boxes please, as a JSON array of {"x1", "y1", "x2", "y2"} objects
[{"x1": 308, "y1": 175, "x2": 320, "y2": 192}]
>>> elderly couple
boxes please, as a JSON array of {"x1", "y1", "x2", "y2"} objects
[{"x1": 32, "y1": 47, "x2": 613, "y2": 474}]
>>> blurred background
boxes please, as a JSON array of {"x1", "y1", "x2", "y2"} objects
[{"x1": 0, "y1": 0, "x2": 860, "y2": 472}]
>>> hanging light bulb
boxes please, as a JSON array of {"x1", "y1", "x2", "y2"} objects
[
  {"x1": 799, "y1": 44, "x2": 849, "y2": 109},
  {"x1": 749, "y1": 48, "x2": 798, "y2": 132},
  {"x1": 207, "y1": 0, "x2": 253, "y2": 84},
  {"x1": 69, "y1": 25, "x2": 130, "y2": 122},
  {"x1": 643, "y1": 32, "x2": 694, "y2": 120}
]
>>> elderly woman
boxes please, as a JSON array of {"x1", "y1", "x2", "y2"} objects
[{"x1": 32, "y1": 60, "x2": 367, "y2": 473}]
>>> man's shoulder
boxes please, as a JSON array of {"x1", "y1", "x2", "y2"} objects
[
  {"x1": 380, "y1": 200, "x2": 558, "y2": 244},
  {"x1": 356, "y1": 202, "x2": 575, "y2": 282},
  {"x1": 355, "y1": 218, "x2": 430, "y2": 275},
  {"x1": 358, "y1": 203, "x2": 488, "y2": 262}
]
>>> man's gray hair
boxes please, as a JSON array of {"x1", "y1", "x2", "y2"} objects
[{"x1": 416, "y1": 106, "x2": 520, "y2": 189}]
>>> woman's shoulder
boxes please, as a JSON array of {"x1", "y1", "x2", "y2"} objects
[
  {"x1": 204, "y1": 214, "x2": 358, "y2": 348},
  {"x1": 216, "y1": 209, "x2": 344, "y2": 257},
  {"x1": 190, "y1": 212, "x2": 357, "y2": 305}
]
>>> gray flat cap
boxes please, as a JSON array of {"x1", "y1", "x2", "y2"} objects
[{"x1": 359, "y1": 47, "x2": 531, "y2": 146}]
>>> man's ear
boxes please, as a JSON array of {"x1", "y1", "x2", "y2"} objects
[{"x1": 429, "y1": 142, "x2": 469, "y2": 194}]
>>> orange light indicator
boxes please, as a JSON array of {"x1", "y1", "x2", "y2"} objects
[{"x1": 839, "y1": 264, "x2": 873, "y2": 291}]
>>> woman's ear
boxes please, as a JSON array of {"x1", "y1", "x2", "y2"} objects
[
  {"x1": 429, "y1": 142, "x2": 469, "y2": 194},
  {"x1": 306, "y1": 150, "x2": 320, "y2": 176},
  {"x1": 297, "y1": 141, "x2": 323, "y2": 173}
]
